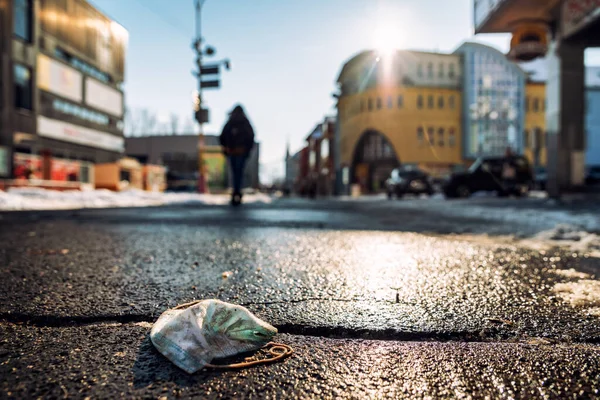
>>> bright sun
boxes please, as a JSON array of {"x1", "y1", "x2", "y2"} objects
[{"x1": 373, "y1": 24, "x2": 403, "y2": 56}]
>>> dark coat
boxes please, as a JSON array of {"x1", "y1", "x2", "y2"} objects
[{"x1": 219, "y1": 113, "x2": 255, "y2": 156}]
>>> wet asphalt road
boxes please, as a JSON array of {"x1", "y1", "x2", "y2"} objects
[{"x1": 1, "y1": 197, "x2": 600, "y2": 399}]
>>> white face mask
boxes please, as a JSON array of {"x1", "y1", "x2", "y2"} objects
[{"x1": 150, "y1": 299, "x2": 277, "y2": 373}]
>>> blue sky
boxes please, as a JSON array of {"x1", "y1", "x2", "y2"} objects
[{"x1": 89, "y1": 0, "x2": 599, "y2": 181}]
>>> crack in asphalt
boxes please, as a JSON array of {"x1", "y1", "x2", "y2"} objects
[
  {"x1": 0, "y1": 312, "x2": 152, "y2": 327},
  {"x1": 4, "y1": 312, "x2": 597, "y2": 345}
]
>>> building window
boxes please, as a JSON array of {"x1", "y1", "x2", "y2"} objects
[
  {"x1": 427, "y1": 63, "x2": 434, "y2": 78},
  {"x1": 524, "y1": 130, "x2": 531, "y2": 148},
  {"x1": 439, "y1": 63, "x2": 445, "y2": 78},
  {"x1": 397, "y1": 95, "x2": 404, "y2": 108},
  {"x1": 417, "y1": 95, "x2": 423, "y2": 109},
  {"x1": 449, "y1": 95, "x2": 455, "y2": 109},
  {"x1": 13, "y1": 0, "x2": 32, "y2": 42},
  {"x1": 533, "y1": 98, "x2": 540, "y2": 112},
  {"x1": 376, "y1": 97, "x2": 382, "y2": 110},
  {"x1": 387, "y1": 96, "x2": 393, "y2": 109},
  {"x1": 525, "y1": 96, "x2": 530, "y2": 112},
  {"x1": 368, "y1": 98, "x2": 373, "y2": 111},
  {"x1": 449, "y1": 128, "x2": 456, "y2": 147},
  {"x1": 449, "y1": 64, "x2": 456, "y2": 79},
  {"x1": 14, "y1": 64, "x2": 32, "y2": 110},
  {"x1": 438, "y1": 128, "x2": 445, "y2": 147},
  {"x1": 417, "y1": 64, "x2": 423, "y2": 77},
  {"x1": 438, "y1": 96, "x2": 444, "y2": 109},
  {"x1": 417, "y1": 127, "x2": 424, "y2": 144},
  {"x1": 427, "y1": 127, "x2": 435, "y2": 145},
  {"x1": 427, "y1": 95, "x2": 434, "y2": 109}
]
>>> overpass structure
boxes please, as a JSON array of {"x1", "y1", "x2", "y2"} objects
[{"x1": 474, "y1": 0, "x2": 600, "y2": 196}]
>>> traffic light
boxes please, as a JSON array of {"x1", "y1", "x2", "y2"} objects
[{"x1": 195, "y1": 108, "x2": 209, "y2": 124}]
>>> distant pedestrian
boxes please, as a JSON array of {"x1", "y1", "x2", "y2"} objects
[{"x1": 220, "y1": 105, "x2": 255, "y2": 206}]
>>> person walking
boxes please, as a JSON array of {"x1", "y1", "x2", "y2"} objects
[{"x1": 219, "y1": 105, "x2": 255, "y2": 206}]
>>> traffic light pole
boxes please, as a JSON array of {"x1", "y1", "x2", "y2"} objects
[
  {"x1": 194, "y1": 0, "x2": 207, "y2": 194},
  {"x1": 192, "y1": 0, "x2": 230, "y2": 194}
]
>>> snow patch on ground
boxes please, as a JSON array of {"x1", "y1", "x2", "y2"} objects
[
  {"x1": 551, "y1": 268, "x2": 592, "y2": 280},
  {"x1": 532, "y1": 224, "x2": 600, "y2": 258},
  {"x1": 381, "y1": 196, "x2": 600, "y2": 234},
  {"x1": 0, "y1": 188, "x2": 272, "y2": 211},
  {"x1": 553, "y1": 280, "x2": 600, "y2": 308}
]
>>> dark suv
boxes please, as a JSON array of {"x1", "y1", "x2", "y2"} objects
[
  {"x1": 386, "y1": 167, "x2": 435, "y2": 199},
  {"x1": 586, "y1": 165, "x2": 600, "y2": 185},
  {"x1": 443, "y1": 156, "x2": 533, "y2": 198}
]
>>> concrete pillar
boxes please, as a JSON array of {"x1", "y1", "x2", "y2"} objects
[{"x1": 546, "y1": 40, "x2": 586, "y2": 198}]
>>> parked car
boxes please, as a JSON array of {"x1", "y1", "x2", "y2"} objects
[
  {"x1": 443, "y1": 155, "x2": 533, "y2": 198},
  {"x1": 586, "y1": 165, "x2": 600, "y2": 185},
  {"x1": 386, "y1": 167, "x2": 435, "y2": 199},
  {"x1": 533, "y1": 166, "x2": 547, "y2": 191}
]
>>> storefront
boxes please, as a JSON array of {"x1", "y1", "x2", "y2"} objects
[{"x1": 12, "y1": 153, "x2": 94, "y2": 190}]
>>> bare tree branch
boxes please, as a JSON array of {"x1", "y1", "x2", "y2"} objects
[
  {"x1": 140, "y1": 109, "x2": 157, "y2": 135},
  {"x1": 170, "y1": 114, "x2": 180, "y2": 136},
  {"x1": 182, "y1": 117, "x2": 195, "y2": 134}
]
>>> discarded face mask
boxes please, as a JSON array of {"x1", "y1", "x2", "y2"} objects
[{"x1": 150, "y1": 299, "x2": 286, "y2": 373}]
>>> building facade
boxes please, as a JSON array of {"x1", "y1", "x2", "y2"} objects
[
  {"x1": 524, "y1": 80, "x2": 547, "y2": 167},
  {"x1": 336, "y1": 50, "x2": 463, "y2": 193},
  {"x1": 125, "y1": 134, "x2": 260, "y2": 192},
  {"x1": 301, "y1": 116, "x2": 336, "y2": 196},
  {"x1": 454, "y1": 42, "x2": 526, "y2": 159},
  {"x1": 334, "y1": 39, "x2": 600, "y2": 194},
  {"x1": 284, "y1": 144, "x2": 301, "y2": 194},
  {"x1": 0, "y1": 0, "x2": 127, "y2": 184}
]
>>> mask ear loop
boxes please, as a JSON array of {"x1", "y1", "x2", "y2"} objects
[
  {"x1": 205, "y1": 342, "x2": 294, "y2": 370},
  {"x1": 173, "y1": 300, "x2": 203, "y2": 310},
  {"x1": 170, "y1": 300, "x2": 294, "y2": 370}
]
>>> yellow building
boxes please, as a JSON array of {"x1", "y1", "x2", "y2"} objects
[
  {"x1": 336, "y1": 50, "x2": 463, "y2": 192},
  {"x1": 524, "y1": 81, "x2": 547, "y2": 167}
]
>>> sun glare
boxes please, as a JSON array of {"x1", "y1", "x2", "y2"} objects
[{"x1": 373, "y1": 24, "x2": 403, "y2": 57}]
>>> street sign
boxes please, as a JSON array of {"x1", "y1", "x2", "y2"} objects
[
  {"x1": 200, "y1": 65, "x2": 219, "y2": 75},
  {"x1": 201, "y1": 80, "x2": 220, "y2": 89},
  {"x1": 195, "y1": 108, "x2": 209, "y2": 124}
]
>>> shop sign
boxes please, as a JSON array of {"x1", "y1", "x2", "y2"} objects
[
  {"x1": 562, "y1": 0, "x2": 600, "y2": 38},
  {"x1": 204, "y1": 153, "x2": 226, "y2": 188},
  {"x1": 508, "y1": 23, "x2": 549, "y2": 62},
  {"x1": 85, "y1": 78, "x2": 124, "y2": 117},
  {"x1": 37, "y1": 116, "x2": 124, "y2": 152},
  {"x1": 37, "y1": 54, "x2": 82, "y2": 102}
]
